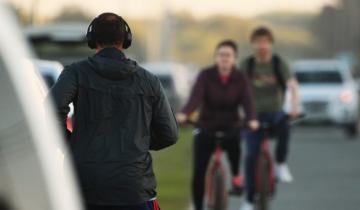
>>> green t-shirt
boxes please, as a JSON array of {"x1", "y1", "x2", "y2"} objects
[{"x1": 240, "y1": 57, "x2": 292, "y2": 113}]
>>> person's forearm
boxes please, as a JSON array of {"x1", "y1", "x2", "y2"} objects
[
  {"x1": 151, "y1": 95, "x2": 179, "y2": 151},
  {"x1": 289, "y1": 79, "x2": 300, "y2": 112},
  {"x1": 182, "y1": 97, "x2": 200, "y2": 116},
  {"x1": 48, "y1": 66, "x2": 78, "y2": 138}
]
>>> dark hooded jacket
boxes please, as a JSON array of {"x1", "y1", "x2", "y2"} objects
[{"x1": 48, "y1": 48, "x2": 178, "y2": 205}]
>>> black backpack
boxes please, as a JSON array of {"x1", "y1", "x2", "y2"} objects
[{"x1": 245, "y1": 54, "x2": 287, "y2": 94}]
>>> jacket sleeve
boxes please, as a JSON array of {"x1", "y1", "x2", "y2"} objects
[
  {"x1": 46, "y1": 66, "x2": 78, "y2": 140},
  {"x1": 181, "y1": 71, "x2": 205, "y2": 115},
  {"x1": 240, "y1": 73, "x2": 257, "y2": 122},
  {"x1": 150, "y1": 77, "x2": 179, "y2": 151}
]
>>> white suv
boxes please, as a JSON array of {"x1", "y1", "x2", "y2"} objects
[{"x1": 293, "y1": 60, "x2": 359, "y2": 137}]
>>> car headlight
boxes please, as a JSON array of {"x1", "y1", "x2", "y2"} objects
[{"x1": 340, "y1": 90, "x2": 353, "y2": 104}]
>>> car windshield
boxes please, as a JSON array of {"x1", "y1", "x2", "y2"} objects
[
  {"x1": 295, "y1": 70, "x2": 343, "y2": 84},
  {"x1": 32, "y1": 42, "x2": 92, "y2": 66}
]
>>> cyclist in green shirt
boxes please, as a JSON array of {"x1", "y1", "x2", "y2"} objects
[{"x1": 240, "y1": 27, "x2": 300, "y2": 210}]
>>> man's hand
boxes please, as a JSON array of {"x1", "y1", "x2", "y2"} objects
[
  {"x1": 248, "y1": 119, "x2": 260, "y2": 131},
  {"x1": 288, "y1": 78, "x2": 300, "y2": 119},
  {"x1": 176, "y1": 112, "x2": 188, "y2": 124}
]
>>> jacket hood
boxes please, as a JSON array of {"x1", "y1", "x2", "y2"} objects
[{"x1": 88, "y1": 47, "x2": 138, "y2": 80}]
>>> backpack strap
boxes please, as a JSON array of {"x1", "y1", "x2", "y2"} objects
[
  {"x1": 272, "y1": 54, "x2": 287, "y2": 94},
  {"x1": 245, "y1": 56, "x2": 256, "y2": 78}
]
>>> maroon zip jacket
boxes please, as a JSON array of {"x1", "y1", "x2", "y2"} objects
[{"x1": 182, "y1": 65, "x2": 256, "y2": 131}]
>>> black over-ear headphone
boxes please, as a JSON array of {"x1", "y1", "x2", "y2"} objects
[{"x1": 86, "y1": 15, "x2": 132, "y2": 49}]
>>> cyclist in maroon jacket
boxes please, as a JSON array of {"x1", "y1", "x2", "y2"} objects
[{"x1": 176, "y1": 40, "x2": 259, "y2": 210}]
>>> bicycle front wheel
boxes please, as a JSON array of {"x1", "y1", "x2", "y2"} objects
[
  {"x1": 213, "y1": 170, "x2": 227, "y2": 210},
  {"x1": 256, "y1": 154, "x2": 271, "y2": 210}
]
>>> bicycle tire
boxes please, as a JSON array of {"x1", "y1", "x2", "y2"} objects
[
  {"x1": 256, "y1": 154, "x2": 270, "y2": 210},
  {"x1": 213, "y1": 169, "x2": 227, "y2": 210}
]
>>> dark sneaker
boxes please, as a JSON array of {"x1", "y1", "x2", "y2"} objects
[{"x1": 229, "y1": 185, "x2": 244, "y2": 196}]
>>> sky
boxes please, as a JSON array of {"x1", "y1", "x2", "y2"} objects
[{"x1": 10, "y1": 0, "x2": 338, "y2": 20}]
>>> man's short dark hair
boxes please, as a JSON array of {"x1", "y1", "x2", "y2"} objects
[
  {"x1": 92, "y1": 13, "x2": 126, "y2": 46},
  {"x1": 216, "y1": 39, "x2": 238, "y2": 55},
  {"x1": 250, "y1": 27, "x2": 274, "y2": 43}
]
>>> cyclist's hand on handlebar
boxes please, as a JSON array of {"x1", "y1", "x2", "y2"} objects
[
  {"x1": 289, "y1": 107, "x2": 301, "y2": 119},
  {"x1": 176, "y1": 112, "x2": 188, "y2": 124},
  {"x1": 248, "y1": 119, "x2": 260, "y2": 131}
]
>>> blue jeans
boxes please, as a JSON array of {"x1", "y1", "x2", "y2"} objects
[{"x1": 245, "y1": 112, "x2": 290, "y2": 202}]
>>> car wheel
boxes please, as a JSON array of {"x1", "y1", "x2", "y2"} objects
[{"x1": 345, "y1": 121, "x2": 359, "y2": 139}]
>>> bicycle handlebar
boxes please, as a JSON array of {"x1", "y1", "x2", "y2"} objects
[
  {"x1": 178, "y1": 113, "x2": 307, "y2": 131},
  {"x1": 256, "y1": 113, "x2": 306, "y2": 130}
]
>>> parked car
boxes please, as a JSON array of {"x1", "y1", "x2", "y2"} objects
[
  {"x1": 33, "y1": 59, "x2": 63, "y2": 88},
  {"x1": 142, "y1": 62, "x2": 191, "y2": 111},
  {"x1": 0, "y1": 3, "x2": 82, "y2": 210},
  {"x1": 25, "y1": 22, "x2": 91, "y2": 65},
  {"x1": 293, "y1": 59, "x2": 359, "y2": 137}
]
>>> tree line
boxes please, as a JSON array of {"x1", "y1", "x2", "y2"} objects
[
  {"x1": 12, "y1": 1, "x2": 360, "y2": 65},
  {"x1": 312, "y1": 0, "x2": 360, "y2": 59}
]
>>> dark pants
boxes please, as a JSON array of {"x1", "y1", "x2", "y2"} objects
[
  {"x1": 245, "y1": 112, "x2": 290, "y2": 202},
  {"x1": 86, "y1": 200, "x2": 160, "y2": 210},
  {"x1": 192, "y1": 128, "x2": 241, "y2": 210}
]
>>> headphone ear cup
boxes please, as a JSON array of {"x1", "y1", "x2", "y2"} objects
[
  {"x1": 86, "y1": 19, "x2": 97, "y2": 49},
  {"x1": 119, "y1": 16, "x2": 132, "y2": 49},
  {"x1": 87, "y1": 32, "x2": 96, "y2": 49},
  {"x1": 123, "y1": 32, "x2": 132, "y2": 49}
]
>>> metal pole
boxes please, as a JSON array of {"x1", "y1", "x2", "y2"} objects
[{"x1": 30, "y1": 0, "x2": 38, "y2": 25}]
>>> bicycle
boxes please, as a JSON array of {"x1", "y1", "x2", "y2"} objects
[
  {"x1": 254, "y1": 122, "x2": 275, "y2": 210},
  {"x1": 205, "y1": 131, "x2": 229, "y2": 210},
  {"x1": 253, "y1": 114, "x2": 305, "y2": 210},
  {"x1": 181, "y1": 118, "x2": 233, "y2": 210}
]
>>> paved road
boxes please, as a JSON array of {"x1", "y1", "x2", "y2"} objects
[{"x1": 227, "y1": 126, "x2": 360, "y2": 210}]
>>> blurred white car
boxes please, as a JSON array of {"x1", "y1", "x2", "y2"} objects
[
  {"x1": 0, "y1": 3, "x2": 82, "y2": 210},
  {"x1": 293, "y1": 60, "x2": 359, "y2": 136},
  {"x1": 25, "y1": 22, "x2": 91, "y2": 65},
  {"x1": 142, "y1": 62, "x2": 191, "y2": 111}
]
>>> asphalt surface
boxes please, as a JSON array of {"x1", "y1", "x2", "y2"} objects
[{"x1": 226, "y1": 125, "x2": 360, "y2": 210}]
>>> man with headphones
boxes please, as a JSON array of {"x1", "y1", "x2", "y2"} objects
[{"x1": 48, "y1": 13, "x2": 178, "y2": 210}]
